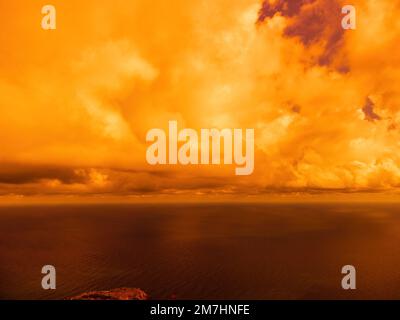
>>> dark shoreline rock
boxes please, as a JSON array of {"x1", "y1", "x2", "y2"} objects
[{"x1": 68, "y1": 287, "x2": 149, "y2": 300}]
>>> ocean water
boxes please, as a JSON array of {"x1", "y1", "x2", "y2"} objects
[{"x1": 0, "y1": 203, "x2": 400, "y2": 300}]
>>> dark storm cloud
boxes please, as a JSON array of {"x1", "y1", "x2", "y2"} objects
[
  {"x1": 258, "y1": 0, "x2": 348, "y2": 71},
  {"x1": 0, "y1": 164, "x2": 87, "y2": 185},
  {"x1": 258, "y1": 0, "x2": 316, "y2": 21},
  {"x1": 362, "y1": 98, "x2": 382, "y2": 122}
]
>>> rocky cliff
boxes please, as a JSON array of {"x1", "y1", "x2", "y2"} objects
[{"x1": 68, "y1": 287, "x2": 149, "y2": 300}]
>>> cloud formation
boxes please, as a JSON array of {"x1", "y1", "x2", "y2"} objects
[
  {"x1": 259, "y1": 0, "x2": 347, "y2": 70},
  {"x1": 0, "y1": 0, "x2": 399, "y2": 200}
]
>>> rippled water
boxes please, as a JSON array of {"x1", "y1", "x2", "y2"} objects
[{"x1": 0, "y1": 203, "x2": 400, "y2": 300}]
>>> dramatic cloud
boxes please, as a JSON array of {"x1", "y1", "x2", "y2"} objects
[
  {"x1": 259, "y1": 0, "x2": 347, "y2": 71},
  {"x1": 362, "y1": 98, "x2": 381, "y2": 122},
  {"x1": 0, "y1": 0, "x2": 399, "y2": 201}
]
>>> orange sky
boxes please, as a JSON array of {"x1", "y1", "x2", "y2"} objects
[{"x1": 0, "y1": 0, "x2": 399, "y2": 202}]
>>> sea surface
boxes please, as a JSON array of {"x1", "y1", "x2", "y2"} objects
[{"x1": 0, "y1": 203, "x2": 400, "y2": 300}]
